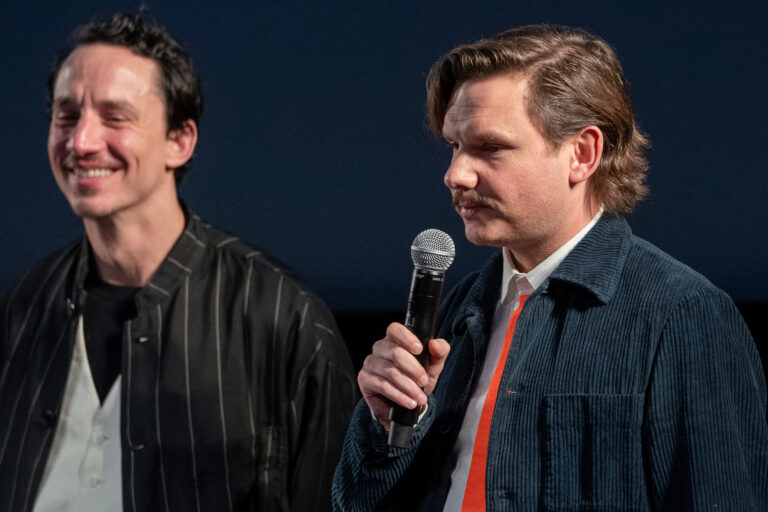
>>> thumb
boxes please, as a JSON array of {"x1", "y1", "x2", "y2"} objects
[{"x1": 424, "y1": 338, "x2": 450, "y2": 395}]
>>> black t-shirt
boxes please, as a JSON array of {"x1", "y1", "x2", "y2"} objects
[{"x1": 83, "y1": 270, "x2": 139, "y2": 403}]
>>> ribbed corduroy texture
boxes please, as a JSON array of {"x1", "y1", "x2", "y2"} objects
[
  {"x1": 332, "y1": 213, "x2": 768, "y2": 511},
  {"x1": 462, "y1": 295, "x2": 529, "y2": 511}
]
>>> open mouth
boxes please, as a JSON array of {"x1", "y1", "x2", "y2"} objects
[{"x1": 73, "y1": 168, "x2": 115, "y2": 178}]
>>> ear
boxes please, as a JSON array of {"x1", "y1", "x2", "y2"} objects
[
  {"x1": 165, "y1": 119, "x2": 198, "y2": 171},
  {"x1": 568, "y1": 125, "x2": 603, "y2": 185}
]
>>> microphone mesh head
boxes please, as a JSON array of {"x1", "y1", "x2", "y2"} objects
[{"x1": 411, "y1": 229, "x2": 456, "y2": 271}]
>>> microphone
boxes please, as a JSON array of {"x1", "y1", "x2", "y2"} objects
[{"x1": 388, "y1": 229, "x2": 455, "y2": 448}]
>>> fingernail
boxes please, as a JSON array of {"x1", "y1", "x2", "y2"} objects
[
  {"x1": 408, "y1": 399, "x2": 418, "y2": 408},
  {"x1": 413, "y1": 343, "x2": 422, "y2": 353},
  {"x1": 419, "y1": 375, "x2": 428, "y2": 387}
]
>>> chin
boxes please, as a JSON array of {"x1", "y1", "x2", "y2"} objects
[
  {"x1": 463, "y1": 225, "x2": 507, "y2": 248},
  {"x1": 68, "y1": 199, "x2": 115, "y2": 220}
]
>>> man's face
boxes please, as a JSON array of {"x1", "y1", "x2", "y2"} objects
[
  {"x1": 442, "y1": 73, "x2": 580, "y2": 262},
  {"x1": 48, "y1": 43, "x2": 176, "y2": 219}
]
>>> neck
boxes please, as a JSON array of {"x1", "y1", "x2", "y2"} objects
[
  {"x1": 509, "y1": 202, "x2": 600, "y2": 273},
  {"x1": 84, "y1": 201, "x2": 186, "y2": 287}
]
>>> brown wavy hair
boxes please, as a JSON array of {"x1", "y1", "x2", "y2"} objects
[{"x1": 426, "y1": 24, "x2": 649, "y2": 214}]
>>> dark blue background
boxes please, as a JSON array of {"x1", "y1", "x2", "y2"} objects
[{"x1": 2, "y1": 1, "x2": 767, "y2": 314}]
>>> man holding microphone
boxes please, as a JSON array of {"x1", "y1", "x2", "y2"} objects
[{"x1": 334, "y1": 24, "x2": 767, "y2": 511}]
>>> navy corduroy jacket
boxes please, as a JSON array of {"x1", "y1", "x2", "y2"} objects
[{"x1": 333, "y1": 213, "x2": 768, "y2": 511}]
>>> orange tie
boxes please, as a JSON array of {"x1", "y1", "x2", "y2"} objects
[{"x1": 461, "y1": 294, "x2": 529, "y2": 511}]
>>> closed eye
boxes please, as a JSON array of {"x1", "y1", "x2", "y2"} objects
[
  {"x1": 53, "y1": 111, "x2": 80, "y2": 125},
  {"x1": 99, "y1": 100, "x2": 137, "y2": 125}
]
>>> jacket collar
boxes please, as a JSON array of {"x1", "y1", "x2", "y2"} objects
[
  {"x1": 546, "y1": 212, "x2": 632, "y2": 305},
  {"x1": 449, "y1": 212, "x2": 632, "y2": 334},
  {"x1": 71, "y1": 211, "x2": 211, "y2": 307},
  {"x1": 137, "y1": 213, "x2": 209, "y2": 305}
]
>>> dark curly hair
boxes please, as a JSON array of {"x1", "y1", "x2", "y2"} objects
[{"x1": 47, "y1": 13, "x2": 203, "y2": 184}]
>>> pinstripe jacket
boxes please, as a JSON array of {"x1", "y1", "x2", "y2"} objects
[
  {"x1": 0, "y1": 214, "x2": 358, "y2": 511},
  {"x1": 333, "y1": 213, "x2": 768, "y2": 511}
]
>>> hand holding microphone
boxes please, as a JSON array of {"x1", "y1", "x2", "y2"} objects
[{"x1": 357, "y1": 229, "x2": 455, "y2": 448}]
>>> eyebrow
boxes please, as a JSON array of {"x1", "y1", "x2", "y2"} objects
[
  {"x1": 442, "y1": 125, "x2": 509, "y2": 144},
  {"x1": 52, "y1": 97, "x2": 139, "y2": 118},
  {"x1": 51, "y1": 97, "x2": 79, "y2": 111},
  {"x1": 98, "y1": 100, "x2": 139, "y2": 118}
]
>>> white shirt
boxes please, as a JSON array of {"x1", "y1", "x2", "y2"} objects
[
  {"x1": 443, "y1": 209, "x2": 603, "y2": 511},
  {"x1": 34, "y1": 316, "x2": 123, "y2": 512}
]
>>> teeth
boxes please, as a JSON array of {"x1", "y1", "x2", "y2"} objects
[{"x1": 74, "y1": 168, "x2": 114, "y2": 178}]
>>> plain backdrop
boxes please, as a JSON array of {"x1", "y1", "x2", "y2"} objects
[{"x1": 1, "y1": 1, "x2": 766, "y2": 313}]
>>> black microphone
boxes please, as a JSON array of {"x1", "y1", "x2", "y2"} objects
[{"x1": 388, "y1": 229, "x2": 455, "y2": 448}]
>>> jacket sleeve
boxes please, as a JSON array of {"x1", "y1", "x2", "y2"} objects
[
  {"x1": 643, "y1": 288, "x2": 768, "y2": 510},
  {"x1": 330, "y1": 276, "x2": 472, "y2": 512},
  {"x1": 332, "y1": 395, "x2": 438, "y2": 511},
  {"x1": 330, "y1": 269, "x2": 479, "y2": 511},
  {"x1": 285, "y1": 293, "x2": 359, "y2": 512}
]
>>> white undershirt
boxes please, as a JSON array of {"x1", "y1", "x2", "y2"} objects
[
  {"x1": 443, "y1": 209, "x2": 603, "y2": 511},
  {"x1": 34, "y1": 316, "x2": 123, "y2": 512}
]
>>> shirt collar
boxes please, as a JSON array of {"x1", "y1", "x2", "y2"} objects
[{"x1": 499, "y1": 208, "x2": 603, "y2": 305}]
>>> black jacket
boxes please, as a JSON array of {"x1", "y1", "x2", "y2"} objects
[{"x1": 0, "y1": 214, "x2": 357, "y2": 511}]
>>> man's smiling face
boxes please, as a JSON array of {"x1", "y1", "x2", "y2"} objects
[{"x1": 48, "y1": 43, "x2": 176, "y2": 220}]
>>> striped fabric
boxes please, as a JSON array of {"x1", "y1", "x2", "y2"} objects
[{"x1": 0, "y1": 214, "x2": 358, "y2": 511}]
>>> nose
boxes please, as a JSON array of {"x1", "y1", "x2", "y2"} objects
[
  {"x1": 67, "y1": 112, "x2": 105, "y2": 156},
  {"x1": 443, "y1": 151, "x2": 478, "y2": 190}
]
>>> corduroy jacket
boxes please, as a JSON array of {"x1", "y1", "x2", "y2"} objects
[
  {"x1": 0, "y1": 214, "x2": 358, "y2": 511},
  {"x1": 333, "y1": 213, "x2": 768, "y2": 511}
]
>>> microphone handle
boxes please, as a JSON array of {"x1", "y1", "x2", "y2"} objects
[{"x1": 388, "y1": 268, "x2": 446, "y2": 448}]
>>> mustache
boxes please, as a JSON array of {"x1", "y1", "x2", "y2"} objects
[{"x1": 452, "y1": 190, "x2": 496, "y2": 209}]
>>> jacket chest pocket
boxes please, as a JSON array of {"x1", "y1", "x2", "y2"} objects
[{"x1": 543, "y1": 394, "x2": 648, "y2": 511}]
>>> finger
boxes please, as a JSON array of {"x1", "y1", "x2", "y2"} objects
[
  {"x1": 424, "y1": 338, "x2": 450, "y2": 395},
  {"x1": 427, "y1": 338, "x2": 450, "y2": 365},
  {"x1": 361, "y1": 353, "x2": 428, "y2": 400},
  {"x1": 385, "y1": 322, "x2": 424, "y2": 355},
  {"x1": 358, "y1": 367, "x2": 426, "y2": 410},
  {"x1": 370, "y1": 338, "x2": 429, "y2": 385}
]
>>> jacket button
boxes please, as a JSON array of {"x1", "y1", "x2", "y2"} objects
[
  {"x1": 437, "y1": 420, "x2": 451, "y2": 434},
  {"x1": 42, "y1": 409, "x2": 57, "y2": 428},
  {"x1": 136, "y1": 336, "x2": 149, "y2": 344}
]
